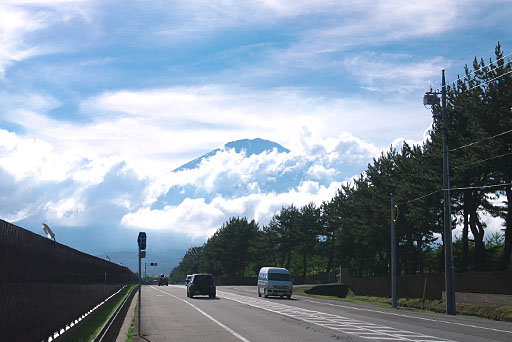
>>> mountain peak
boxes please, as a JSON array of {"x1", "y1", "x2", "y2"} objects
[
  {"x1": 174, "y1": 138, "x2": 289, "y2": 172},
  {"x1": 224, "y1": 138, "x2": 290, "y2": 155}
]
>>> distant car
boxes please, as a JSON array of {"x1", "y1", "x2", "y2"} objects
[
  {"x1": 158, "y1": 274, "x2": 168, "y2": 286},
  {"x1": 186, "y1": 274, "x2": 216, "y2": 298},
  {"x1": 152, "y1": 279, "x2": 158, "y2": 285},
  {"x1": 185, "y1": 274, "x2": 192, "y2": 284}
]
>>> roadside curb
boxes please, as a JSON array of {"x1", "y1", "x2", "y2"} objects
[
  {"x1": 94, "y1": 285, "x2": 137, "y2": 342},
  {"x1": 115, "y1": 287, "x2": 138, "y2": 342}
]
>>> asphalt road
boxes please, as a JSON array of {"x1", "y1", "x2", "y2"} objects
[{"x1": 133, "y1": 285, "x2": 512, "y2": 342}]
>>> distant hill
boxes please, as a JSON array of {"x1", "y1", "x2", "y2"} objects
[
  {"x1": 97, "y1": 249, "x2": 186, "y2": 276},
  {"x1": 174, "y1": 138, "x2": 290, "y2": 172}
]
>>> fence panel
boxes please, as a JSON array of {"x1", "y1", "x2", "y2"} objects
[{"x1": 0, "y1": 219, "x2": 137, "y2": 342}]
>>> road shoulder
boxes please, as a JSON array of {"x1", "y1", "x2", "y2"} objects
[{"x1": 115, "y1": 288, "x2": 138, "y2": 342}]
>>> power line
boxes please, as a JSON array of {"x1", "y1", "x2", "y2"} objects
[
  {"x1": 434, "y1": 52, "x2": 512, "y2": 92},
  {"x1": 452, "y1": 152, "x2": 512, "y2": 170},
  {"x1": 396, "y1": 189, "x2": 442, "y2": 206},
  {"x1": 450, "y1": 128, "x2": 512, "y2": 152},
  {"x1": 396, "y1": 182, "x2": 512, "y2": 207},
  {"x1": 449, "y1": 182, "x2": 511, "y2": 192},
  {"x1": 452, "y1": 59, "x2": 512, "y2": 91},
  {"x1": 458, "y1": 60, "x2": 511, "y2": 89},
  {"x1": 466, "y1": 69, "x2": 512, "y2": 92}
]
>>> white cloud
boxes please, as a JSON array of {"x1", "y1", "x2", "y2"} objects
[
  {"x1": 121, "y1": 179, "x2": 342, "y2": 238},
  {"x1": 342, "y1": 54, "x2": 448, "y2": 93},
  {"x1": 1, "y1": 84, "x2": 428, "y2": 207},
  {"x1": 0, "y1": 128, "x2": 120, "y2": 184},
  {"x1": 44, "y1": 196, "x2": 85, "y2": 224},
  {"x1": 0, "y1": 1, "x2": 92, "y2": 75},
  {"x1": 0, "y1": 129, "x2": 72, "y2": 181},
  {"x1": 0, "y1": 6, "x2": 48, "y2": 75}
]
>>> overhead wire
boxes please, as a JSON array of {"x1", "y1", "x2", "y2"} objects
[
  {"x1": 399, "y1": 49, "x2": 512, "y2": 208},
  {"x1": 456, "y1": 60, "x2": 511, "y2": 90},
  {"x1": 396, "y1": 189, "x2": 442, "y2": 206},
  {"x1": 451, "y1": 152, "x2": 512, "y2": 170},
  {"x1": 466, "y1": 69, "x2": 512, "y2": 92},
  {"x1": 433, "y1": 51, "x2": 512, "y2": 92},
  {"x1": 450, "y1": 128, "x2": 512, "y2": 152},
  {"x1": 395, "y1": 182, "x2": 512, "y2": 207}
]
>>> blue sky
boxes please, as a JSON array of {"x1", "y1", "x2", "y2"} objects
[{"x1": 1, "y1": 0, "x2": 511, "y2": 256}]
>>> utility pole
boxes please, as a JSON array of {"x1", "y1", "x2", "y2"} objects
[
  {"x1": 390, "y1": 194, "x2": 397, "y2": 308},
  {"x1": 424, "y1": 70, "x2": 456, "y2": 315},
  {"x1": 441, "y1": 70, "x2": 456, "y2": 315}
]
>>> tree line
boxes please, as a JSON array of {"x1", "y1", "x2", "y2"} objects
[{"x1": 169, "y1": 44, "x2": 511, "y2": 283}]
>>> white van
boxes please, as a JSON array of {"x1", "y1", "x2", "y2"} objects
[{"x1": 257, "y1": 267, "x2": 293, "y2": 299}]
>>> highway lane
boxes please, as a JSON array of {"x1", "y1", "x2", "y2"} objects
[
  {"x1": 139, "y1": 285, "x2": 348, "y2": 341},
  {"x1": 138, "y1": 285, "x2": 512, "y2": 342}
]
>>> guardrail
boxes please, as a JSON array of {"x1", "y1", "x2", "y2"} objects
[{"x1": 0, "y1": 219, "x2": 137, "y2": 342}]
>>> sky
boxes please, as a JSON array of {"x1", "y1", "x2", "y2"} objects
[{"x1": 1, "y1": 0, "x2": 511, "y2": 257}]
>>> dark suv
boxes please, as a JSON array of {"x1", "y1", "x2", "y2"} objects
[
  {"x1": 158, "y1": 274, "x2": 168, "y2": 286},
  {"x1": 186, "y1": 274, "x2": 216, "y2": 298}
]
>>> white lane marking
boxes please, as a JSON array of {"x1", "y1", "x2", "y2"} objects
[
  {"x1": 151, "y1": 286, "x2": 251, "y2": 342},
  {"x1": 302, "y1": 298, "x2": 512, "y2": 335},
  {"x1": 218, "y1": 290, "x2": 454, "y2": 342}
]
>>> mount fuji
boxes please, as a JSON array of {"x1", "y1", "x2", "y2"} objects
[{"x1": 174, "y1": 138, "x2": 290, "y2": 172}]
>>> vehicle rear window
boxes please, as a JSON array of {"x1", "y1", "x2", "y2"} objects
[
  {"x1": 193, "y1": 275, "x2": 214, "y2": 284},
  {"x1": 268, "y1": 273, "x2": 291, "y2": 281}
]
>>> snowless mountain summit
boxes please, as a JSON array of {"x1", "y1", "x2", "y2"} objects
[{"x1": 174, "y1": 138, "x2": 290, "y2": 172}]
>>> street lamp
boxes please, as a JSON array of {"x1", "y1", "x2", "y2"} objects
[{"x1": 42, "y1": 223, "x2": 55, "y2": 242}]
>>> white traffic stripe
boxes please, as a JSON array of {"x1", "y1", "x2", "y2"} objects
[
  {"x1": 218, "y1": 291, "x2": 454, "y2": 342},
  {"x1": 151, "y1": 286, "x2": 251, "y2": 342},
  {"x1": 302, "y1": 299, "x2": 512, "y2": 335}
]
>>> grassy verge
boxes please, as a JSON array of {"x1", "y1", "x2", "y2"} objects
[
  {"x1": 65, "y1": 284, "x2": 137, "y2": 342},
  {"x1": 294, "y1": 287, "x2": 512, "y2": 322},
  {"x1": 126, "y1": 297, "x2": 138, "y2": 342}
]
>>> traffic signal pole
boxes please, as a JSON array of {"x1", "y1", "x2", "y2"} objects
[
  {"x1": 138, "y1": 248, "x2": 141, "y2": 336},
  {"x1": 137, "y1": 232, "x2": 146, "y2": 336}
]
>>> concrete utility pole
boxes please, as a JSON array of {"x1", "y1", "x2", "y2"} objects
[
  {"x1": 424, "y1": 71, "x2": 456, "y2": 315},
  {"x1": 441, "y1": 70, "x2": 456, "y2": 315},
  {"x1": 390, "y1": 194, "x2": 397, "y2": 309}
]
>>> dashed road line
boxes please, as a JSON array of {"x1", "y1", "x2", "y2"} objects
[
  {"x1": 302, "y1": 299, "x2": 512, "y2": 335},
  {"x1": 218, "y1": 291, "x2": 454, "y2": 342}
]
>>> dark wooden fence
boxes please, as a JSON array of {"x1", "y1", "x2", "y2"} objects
[
  {"x1": 341, "y1": 268, "x2": 512, "y2": 299},
  {"x1": 215, "y1": 268, "x2": 511, "y2": 301},
  {"x1": 0, "y1": 219, "x2": 137, "y2": 342}
]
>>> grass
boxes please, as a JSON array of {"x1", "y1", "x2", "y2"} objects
[
  {"x1": 294, "y1": 287, "x2": 512, "y2": 322},
  {"x1": 126, "y1": 298, "x2": 138, "y2": 342},
  {"x1": 65, "y1": 284, "x2": 137, "y2": 342}
]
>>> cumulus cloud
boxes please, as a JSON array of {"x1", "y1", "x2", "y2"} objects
[
  {"x1": 0, "y1": 81, "x2": 422, "y2": 236},
  {"x1": 119, "y1": 129, "x2": 379, "y2": 238},
  {"x1": 121, "y1": 179, "x2": 342, "y2": 238}
]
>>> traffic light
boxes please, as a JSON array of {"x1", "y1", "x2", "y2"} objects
[{"x1": 137, "y1": 232, "x2": 146, "y2": 250}]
